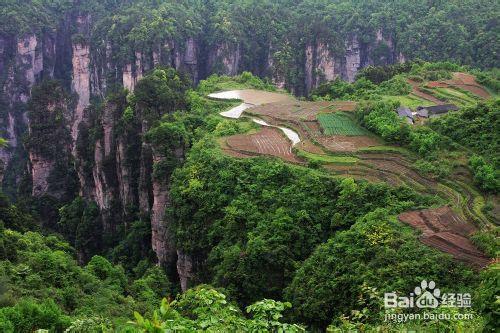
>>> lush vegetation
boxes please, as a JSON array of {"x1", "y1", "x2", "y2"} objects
[
  {"x1": 0, "y1": 16, "x2": 497, "y2": 328},
  {"x1": 317, "y1": 112, "x2": 368, "y2": 136},
  {"x1": 1, "y1": 1, "x2": 498, "y2": 94},
  {"x1": 131, "y1": 287, "x2": 304, "y2": 332},
  {"x1": 286, "y1": 209, "x2": 478, "y2": 328},
  {"x1": 430, "y1": 100, "x2": 499, "y2": 192},
  {"x1": 312, "y1": 75, "x2": 412, "y2": 101}
]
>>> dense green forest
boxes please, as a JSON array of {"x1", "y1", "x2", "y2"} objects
[
  {"x1": 0, "y1": 68, "x2": 497, "y2": 331},
  {"x1": 0, "y1": 1, "x2": 499, "y2": 332},
  {"x1": 1, "y1": 0, "x2": 499, "y2": 93}
]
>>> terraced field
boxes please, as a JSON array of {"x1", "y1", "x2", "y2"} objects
[
  {"x1": 406, "y1": 72, "x2": 489, "y2": 109},
  {"x1": 212, "y1": 87, "x2": 495, "y2": 268},
  {"x1": 399, "y1": 207, "x2": 490, "y2": 268},
  {"x1": 317, "y1": 112, "x2": 367, "y2": 135},
  {"x1": 224, "y1": 127, "x2": 300, "y2": 163}
]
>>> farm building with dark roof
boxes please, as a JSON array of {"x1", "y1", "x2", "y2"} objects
[{"x1": 416, "y1": 104, "x2": 459, "y2": 118}]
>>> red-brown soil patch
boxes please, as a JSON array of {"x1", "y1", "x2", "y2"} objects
[
  {"x1": 249, "y1": 101, "x2": 335, "y2": 121},
  {"x1": 453, "y1": 84, "x2": 490, "y2": 99},
  {"x1": 407, "y1": 79, "x2": 444, "y2": 104},
  {"x1": 225, "y1": 127, "x2": 300, "y2": 162},
  {"x1": 331, "y1": 101, "x2": 357, "y2": 112},
  {"x1": 426, "y1": 81, "x2": 448, "y2": 88},
  {"x1": 445, "y1": 73, "x2": 490, "y2": 98},
  {"x1": 303, "y1": 121, "x2": 322, "y2": 136},
  {"x1": 399, "y1": 206, "x2": 490, "y2": 268},
  {"x1": 317, "y1": 135, "x2": 380, "y2": 152},
  {"x1": 299, "y1": 139, "x2": 326, "y2": 155},
  {"x1": 248, "y1": 100, "x2": 357, "y2": 122},
  {"x1": 451, "y1": 72, "x2": 477, "y2": 85}
]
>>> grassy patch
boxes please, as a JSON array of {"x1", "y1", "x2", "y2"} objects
[
  {"x1": 420, "y1": 86, "x2": 478, "y2": 107},
  {"x1": 317, "y1": 112, "x2": 367, "y2": 136},
  {"x1": 382, "y1": 94, "x2": 432, "y2": 109},
  {"x1": 296, "y1": 149, "x2": 359, "y2": 165},
  {"x1": 357, "y1": 145, "x2": 411, "y2": 155}
]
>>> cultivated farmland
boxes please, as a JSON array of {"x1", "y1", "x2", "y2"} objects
[
  {"x1": 224, "y1": 127, "x2": 300, "y2": 163},
  {"x1": 317, "y1": 112, "x2": 367, "y2": 136}
]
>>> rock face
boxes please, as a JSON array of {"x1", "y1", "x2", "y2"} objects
[
  {"x1": 177, "y1": 250, "x2": 194, "y2": 291},
  {"x1": 91, "y1": 103, "x2": 117, "y2": 230},
  {"x1": 316, "y1": 43, "x2": 337, "y2": 83},
  {"x1": 71, "y1": 43, "x2": 90, "y2": 143},
  {"x1": 30, "y1": 153, "x2": 55, "y2": 197},
  {"x1": 208, "y1": 42, "x2": 241, "y2": 76},
  {"x1": 27, "y1": 82, "x2": 73, "y2": 200},
  {"x1": 299, "y1": 32, "x2": 403, "y2": 93},
  {"x1": 305, "y1": 42, "x2": 341, "y2": 92},
  {"x1": 17, "y1": 35, "x2": 42, "y2": 87},
  {"x1": 150, "y1": 145, "x2": 185, "y2": 270},
  {"x1": 344, "y1": 36, "x2": 361, "y2": 83},
  {"x1": 0, "y1": 10, "x2": 405, "y2": 283}
]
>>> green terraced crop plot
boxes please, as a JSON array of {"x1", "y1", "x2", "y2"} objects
[{"x1": 317, "y1": 112, "x2": 367, "y2": 136}]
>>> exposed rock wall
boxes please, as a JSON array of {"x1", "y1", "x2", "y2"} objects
[
  {"x1": 208, "y1": 42, "x2": 240, "y2": 76},
  {"x1": 27, "y1": 82, "x2": 73, "y2": 200},
  {"x1": 30, "y1": 153, "x2": 55, "y2": 197},
  {"x1": 316, "y1": 43, "x2": 337, "y2": 83},
  {"x1": 150, "y1": 144, "x2": 185, "y2": 270},
  {"x1": 344, "y1": 35, "x2": 361, "y2": 83},
  {"x1": 92, "y1": 103, "x2": 117, "y2": 214},
  {"x1": 177, "y1": 250, "x2": 193, "y2": 291},
  {"x1": 0, "y1": 11, "x2": 407, "y2": 282},
  {"x1": 71, "y1": 43, "x2": 90, "y2": 143}
]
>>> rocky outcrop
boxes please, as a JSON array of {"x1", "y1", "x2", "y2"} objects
[
  {"x1": 150, "y1": 144, "x2": 185, "y2": 270},
  {"x1": 177, "y1": 250, "x2": 194, "y2": 291},
  {"x1": 122, "y1": 63, "x2": 134, "y2": 91},
  {"x1": 304, "y1": 42, "x2": 341, "y2": 91},
  {"x1": 0, "y1": 33, "x2": 55, "y2": 190},
  {"x1": 71, "y1": 43, "x2": 90, "y2": 142},
  {"x1": 92, "y1": 106, "x2": 116, "y2": 212},
  {"x1": 305, "y1": 44, "x2": 314, "y2": 92},
  {"x1": 344, "y1": 35, "x2": 361, "y2": 83},
  {"x1": 173, "y1": 38, "x2": 199, "y2": 83},
  {"x1": 116, "y1": 138, "x2": 136, "y2": 214},
  {"x1": 150, "y1": 163, "x2": 173, "y2": 267},
  {"x1": 208, "y1": 42, "x2": 240, "y2": 76},
  {"x1": 316, "y1": 43, "x2": 337, "y2": 83},
  {"x1": 17, "y1": 35, "x2": 42, "y2": 87},
  {"x1": 27, "y1": 82, "x2": 73, "y2": 200},
  {"x1": 30, "y1": 153, "x2": 55, "y2": 197}
]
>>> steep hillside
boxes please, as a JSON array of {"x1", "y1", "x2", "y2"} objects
[{"x1": 0, "y1": 1, "x2": 498, "y2": 332}]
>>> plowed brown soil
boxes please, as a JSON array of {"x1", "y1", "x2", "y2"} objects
[
  {"x1": 248, "y1": 100, "x2": 357, "y2": 122},
  {"x1": 453, "y1": 84, "x2": 490, "y2": 99},
  {"x1": 225, "y1": 127, "x2": 300, "y2": 162},
  {"x1": 426, "y1": 81, "x2": 448, "y2": 88},
  {"x1": 407, "y1": 79, "x2": 444, "y2": 104},
  {"x1": 299, "y1": 139, "x2": 326, "y2": 155},
  {"x1": 451, "y1": 72, "x2": 478, "y2": 85},
  {"x1": 399, "y1": 206, "x2": 490, "y2": 268},
  {"x1": 317, "y1": 135, "x2": 380, "y2": 152},
  {"x1": 444, "y1": 73, "x2": 490, "y2": 98},
  {"x1": 304, "y1": 121, "x2": 322, "y2": 136}
]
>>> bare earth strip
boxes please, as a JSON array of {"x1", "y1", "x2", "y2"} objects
[
  {"x1": 407, "y1": 79, "x2": 444, "y2": 104},
  {"x1": 317, "y1": 135, "x2": 380, "y2": 152},
  {"x1": 225, "y1": 127, "x2": 301, "y2": 163},
  {"x1": 398, "y1": 206, "x2": 490, "y2": 268},
  {"x1": 248, "y1": 100, "x2": 357, "y2": 122}
]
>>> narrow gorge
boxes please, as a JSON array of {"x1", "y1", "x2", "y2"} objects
[{"x1": 0, "y1": 0, "x2": 497, "y2": 287}]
